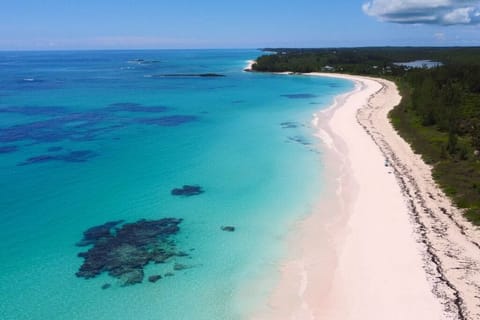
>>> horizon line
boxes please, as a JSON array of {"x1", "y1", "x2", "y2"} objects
[{"x1": 1, "y1": 45, "x2": 480, "y2": 52}]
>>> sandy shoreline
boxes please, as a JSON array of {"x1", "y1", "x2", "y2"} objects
[
  {"x1": 251, "y1": 72, "x2": 480, "y2": 319},
  {"x1": 244, "y1": 60, "x2": 255, "y2": 71}
]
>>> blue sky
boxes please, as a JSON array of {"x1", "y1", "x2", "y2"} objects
[{"x1": 1, "y1": 0, "x2": 479, "y2": 50}]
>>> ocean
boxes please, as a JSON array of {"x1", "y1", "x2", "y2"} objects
[{"x1": 0, "y1": 49, "x2": 352, "y2": 319}]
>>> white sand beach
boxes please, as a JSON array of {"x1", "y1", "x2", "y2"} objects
[
  {"x1": 253, "y1": 73, "x2": 480, "y2": 319},
  {"x1": 244, "y1": 60, "x2": 255, "y2": 71}
]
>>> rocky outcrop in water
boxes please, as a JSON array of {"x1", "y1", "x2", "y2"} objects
[{"x1": 76, "y1": 218, "x2": 184, "y2": 286}]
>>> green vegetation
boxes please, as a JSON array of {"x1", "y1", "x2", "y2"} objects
[
  {"x1": 253, "y1": 47, "x2": 480, "y2": 224},
  {"x1": 391, "y1": 68, "x2": 480, "y2": 225},
  {"x1": 254, "y1": 47, "x2": 480, "y2": 75}
]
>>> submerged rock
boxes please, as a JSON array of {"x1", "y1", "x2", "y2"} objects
[
  {"x1": 171, "y1": 185, "x2": 204, "y2": 197},
  {"x1": 287, "y1": 136, "x2": 311, "y2": 146},
  {"x1": 281, "y1": 93, "x2": 317, "y2": 99},
  {"x1": 176, "y1": 251, "x2": 189, "y2": 257},
  {"x1": 18, "y1": 150, "x2": 98, "y2": 166},
  {"x1": 221, "y1": 226, "x2": 235, "y2": 232},
  {"x1": 106, "y1": 103, "x2": 169, "y2": 113},
  {"x1": 76, "y1": 220, "x2": 124, "y2": 247},
  {"x1": 137, "y1": 115, "x2": 198, "y2": 127},
  {"x1": 120, "y1": 269, "x2": 144, "y2": 287},
  {"x1": 101, "y1": 283, "x2": 111, "y2": 290},
  {"x1": 280, "y1": 122, "x2": 299, "y2": 129},
  {"x1": 148, "y1": 275, "x2": 162, "y2": 283},
  {"x1": 0, "y1": 145, "x2": 18, "y2": 154},
  {"x1": 76, "y1": 218, "x2": 183, "y2": 286},
  {"x1": 173, "y1": 263, "x2": 192, "y2": 271}
]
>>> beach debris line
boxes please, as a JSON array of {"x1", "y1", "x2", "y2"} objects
[
  {"x1": 171, "y1": 185, "x2": 204, "y2": 197},
  {"x1": 75, "y1": 218, "x2": 188, "y2": 287}
]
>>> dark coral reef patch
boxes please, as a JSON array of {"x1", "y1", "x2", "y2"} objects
[
  {"x1": 0, "y1": 105, "x2": 68, "y2": 117},
  {"x1": 287, "y1": 136, "x2": 311, "y2": 146},
  {"x1": 171, "y1": 185, "x2": 204, "y2": 197},
  {"x1": 18, "y1": 150, "x2": 98, "y2": 166},
  {"x1": 0, "y1": 104, "x2": 194, "y2": 146},
  {"x1": 281, "y1": 93, "x2": 317, "y2": 99},
  {"x1": 106, "y1": 102, "x2": 169, "y2": 113},
  {"x1": 151, "y1": 73, "x2": 225, "y2": 78},
  {"x1": 0, "y1": 145, "x2": 18, "y2": 154},
  {"x1": 137, "y1": 115, "x2": 198, "y2": 127},
  {"x1": 280, "y1": 121, "x2": 300, "y2": 129},
  {"x1": 221, "y1": 226, "x2": 235, "y2": 232},
  {"x1": 76, "y1": 218, "x2": 184, "y2": 286},
  {"x1": 0, "y1": 103, "x2": 199, "y2": 166}
]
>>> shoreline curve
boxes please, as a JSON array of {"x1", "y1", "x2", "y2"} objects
[{"x1": 251, "y1": 73, "x2": 480, "y2": 320}]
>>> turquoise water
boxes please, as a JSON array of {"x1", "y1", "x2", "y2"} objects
[{"x1": 0, "y1": 50, "x2": 352, "y2": 319}]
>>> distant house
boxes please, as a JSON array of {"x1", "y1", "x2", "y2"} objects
[{"x1": 322, "y1": 65, "x2": 335, "y2": 72}]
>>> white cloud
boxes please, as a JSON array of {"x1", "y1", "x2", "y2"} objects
[
  {"x1": 434, "y1": 32, "x2": 446, "y2": 40},
  {"x1": 443, "y1": 7, "x2": 475, "y2": 24},
  {"x1": 363, "y1": 0, "x2": 480, "y2": 25}
]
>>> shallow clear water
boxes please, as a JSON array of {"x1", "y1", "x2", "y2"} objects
[{"x1": 0, "y1": 49, "x2": 352, "y2": 319}]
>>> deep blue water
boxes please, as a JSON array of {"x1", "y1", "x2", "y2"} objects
[{"x1": 0, "y1": 49, "x2": 352, "y2": 319}]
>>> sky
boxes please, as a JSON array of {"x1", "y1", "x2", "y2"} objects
[{"x1": 0, "y1": 0, "x2": 479, "y2": 50}]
